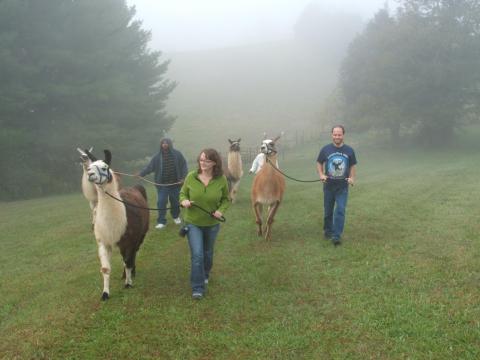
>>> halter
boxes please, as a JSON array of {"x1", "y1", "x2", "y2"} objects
[
  {"x1": 229, "y1": 141, "x2": 241, "y2": 152},
  {"x1": 262, "y1": 143, "x2": 277, "y2": 156},
  {"x1": 90, "y1": 163, "x2": 113, "y2": 185},
  {"x1": 228, "y1": 138, "x2": 241, "y2": 152}
]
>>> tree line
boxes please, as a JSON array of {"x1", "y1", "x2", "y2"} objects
[
  {"x1": 333, "y1": 0, "x2": 480, "y2": 146},
  {"x1": 2, "y1": 0, "x2": 479, "y2": 200},
  {"x1": 0, "y1": 0, "x2": 175, "y2": 200}
]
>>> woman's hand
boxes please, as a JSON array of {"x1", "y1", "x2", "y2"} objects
[
  {"x1": 181, "y1": 200, "x2": 192, "y2": 208},
  {"x1": 212, "y1": 210, "x2": 223, "y2": 219}
]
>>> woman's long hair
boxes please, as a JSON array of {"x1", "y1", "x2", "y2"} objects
[{"x1": 197, "y1": 148, "x2": 223, "y2": 178}]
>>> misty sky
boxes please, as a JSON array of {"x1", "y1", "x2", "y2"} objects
[{"x1": 127, "y1": 0, "x2": 388, "y2": 52}]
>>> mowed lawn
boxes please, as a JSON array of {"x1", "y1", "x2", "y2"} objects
[{"x1": 1, "y1": 143, "x2": 479, "y2": 359}]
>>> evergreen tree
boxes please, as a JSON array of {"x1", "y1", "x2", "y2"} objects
[
  {"x1": 338, "y1": 0, "x2": 480, "y2": 145},
  {"x1": 0, "y1": 0, "x2": 175, "y2": 200}
]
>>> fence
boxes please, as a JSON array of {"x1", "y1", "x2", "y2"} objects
[{"x1": 238, "y1": 129, "x2": 330, "y2": 166}]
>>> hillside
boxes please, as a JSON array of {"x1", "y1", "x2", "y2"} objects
[
  {"x1": 2, "y1": 143, "x2": 480, "y2": 358},
  {"x1": 163, "y1": 40, "x2": 341, "y2": 157}
]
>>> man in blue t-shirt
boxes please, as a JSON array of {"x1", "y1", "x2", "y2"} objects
[{"x1": 316, "y1": 125, "x2": 357, "y2": 246}]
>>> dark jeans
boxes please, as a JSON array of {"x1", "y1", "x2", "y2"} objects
[
  {"x1": 186, "y1": 223, "x2": 220, "y2": 294},
  {"x1": 156, "y1": 185, "x2": 181, "y2": 224},
  {"x1": 323, "y1": 185, "x2": 349, "y2": 240}
]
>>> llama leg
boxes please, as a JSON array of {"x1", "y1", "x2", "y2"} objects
[
  {"x1": 231, "y1": 181, "x2": 240, "y2": 203},
  {"x1": 122, "y1": 250, "x2": 137, "y2": 288},
  {"x1": 253, "y1": 202, "x2": 263, "y2": 236},
  {"x1": 124, "y1": 266, "x2": 133, "y2": 288},
  {"x1": 98, "y1": 242, "x2": 112, "y2": 300},
  {"x1": 265, "y1": 201, "x2": 281, "y2": 241}
]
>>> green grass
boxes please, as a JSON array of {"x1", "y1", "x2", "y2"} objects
[{"x1": 1, "y1": 143, "x2": 480, "y2": 359}]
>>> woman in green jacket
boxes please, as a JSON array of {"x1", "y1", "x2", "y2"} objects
[{"x1": 180, "y1": 148, "x2": 230, "y2": 299}]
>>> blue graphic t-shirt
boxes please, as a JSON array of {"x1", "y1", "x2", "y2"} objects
[{"x1": 317, "y1": 143, "x2": 357, "y2": 188}]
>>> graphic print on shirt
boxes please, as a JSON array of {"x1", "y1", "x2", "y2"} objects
[{"x1": 326, "y1": 154, "x2": 349, "y2": 179}]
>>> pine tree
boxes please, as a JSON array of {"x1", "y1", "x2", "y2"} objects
[
  {"x1": 0, "y1": 0, "x2": 175, "y2": 199},
  {"x1": 338, "y1": 0, "x2": 480, "y2": 146}
]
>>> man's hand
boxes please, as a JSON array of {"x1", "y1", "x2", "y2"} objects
[
  {"x1": 319, "y1": 174, "x2": 328, "y2": 183},
  {"x1": 346, "y1": 177, "x2": 355, "y2": 186}
]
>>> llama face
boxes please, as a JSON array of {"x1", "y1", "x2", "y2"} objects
[
  {"x1": 228, "y1": 138, "x2": 241, "y2": 152},
  {"x1": 87, "y1": 160, "x2": 112, "y2": 185},
  {"x1": 260, "y1": 139, "x2": 276, "y2": 155}
]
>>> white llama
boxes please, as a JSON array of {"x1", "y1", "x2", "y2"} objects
[{"x1": 84, "y1": 149, "x2": 149, "y2": 300}]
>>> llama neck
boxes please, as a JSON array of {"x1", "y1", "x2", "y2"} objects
[
  {"x1": 81, "y1": 164, "x2": 97, "y2": 207},
  {"x1": 227, "y1": 151, "x2": 243, "y2": 178},
  {"x1": 95, "y1": 177, "x2": 125, "y2": 214},
  {"x1": 95, "y1": 176, "x2": 128, "y2": 244},
  {"x1": 97, "y1": 177, "x2": 121, "y2": 202},
  {"x1": 264, "y1": 153, "x2": 278, "y2": 173}
]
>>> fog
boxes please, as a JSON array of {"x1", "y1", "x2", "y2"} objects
[
  {"x1": 128, "y1": 0, "x2": 387, "y2": 52},
  {"x1": 2, "y1": 0, "x2": 476, "y2": 201},
  {"x1": 123, "y1": 0, "x2": 388, "y2": 154}
]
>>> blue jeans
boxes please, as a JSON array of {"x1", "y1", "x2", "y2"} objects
[
  {"x1": 186, "y1": 223, "x2": 220, "y2": 294},
  {"x1": 156, "y1": 185, "x2": 181, "y2": 224},
  {"x1": 323, "y1": 185, "x2": 349, "y2": 240}
]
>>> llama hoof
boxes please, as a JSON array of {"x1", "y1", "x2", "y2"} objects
[
  {"x1": 124, "y1": 284, "x2": 133, "y2": 289},
  {"x1": 101, "y1": 292, "x2": 110, "y2": 301}
]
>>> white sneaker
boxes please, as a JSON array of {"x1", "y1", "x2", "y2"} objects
[
  {"x1": 173, "y1": 217, "x2": 182, "y2": 225},
  {"x1": 204, "y1": 278, "x2": 209, "y2": 284},
  {"x1": 155, "y1": 223, "x2": 166, "y2": 229},
  {"x1": 192, "y1": 292, "x2": 203, "y2": 300}
]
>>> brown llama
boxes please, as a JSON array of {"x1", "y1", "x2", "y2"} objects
[
  {"x1": 83, "y1": 149, "x2": 149, "y2": 300},
  {"x1": 224, "y1": 138, "x2": 244, "y2": 203},
  {"x1": 251, "y1": 135, "x2": 286, "y2": 240}
]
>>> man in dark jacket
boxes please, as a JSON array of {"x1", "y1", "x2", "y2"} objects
[{"x1": 138, "y1": 138, "x2": 188, "y2": 229}]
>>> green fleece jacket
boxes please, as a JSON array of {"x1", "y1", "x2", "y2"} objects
[{"x1": 180, "y1": 170, "x2": 231, "y2": 226}]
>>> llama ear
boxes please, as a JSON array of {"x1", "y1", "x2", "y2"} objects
[
  {"x1": 263, "y1": 132, "x2": 267, "y2": 140},
  {"x1": 103, "y1": 149, "x2": 112, "y2": 166},
  {"x1": 273, "y1": 132, "x2": 284, "y2": 143},
  {"x1": 85, "y1": 149, "x2": 97, "y2": 161},
  {"x1": 237, "y1": 138, "x2": 241, "y2": 142},
  {"x1": 228, "y1": 139, "x2": 233, "y2": 144}
]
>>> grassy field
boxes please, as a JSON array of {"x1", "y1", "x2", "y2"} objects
[{"x1": 1, "y1": 141, "x2": 480, "y2": 359}]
